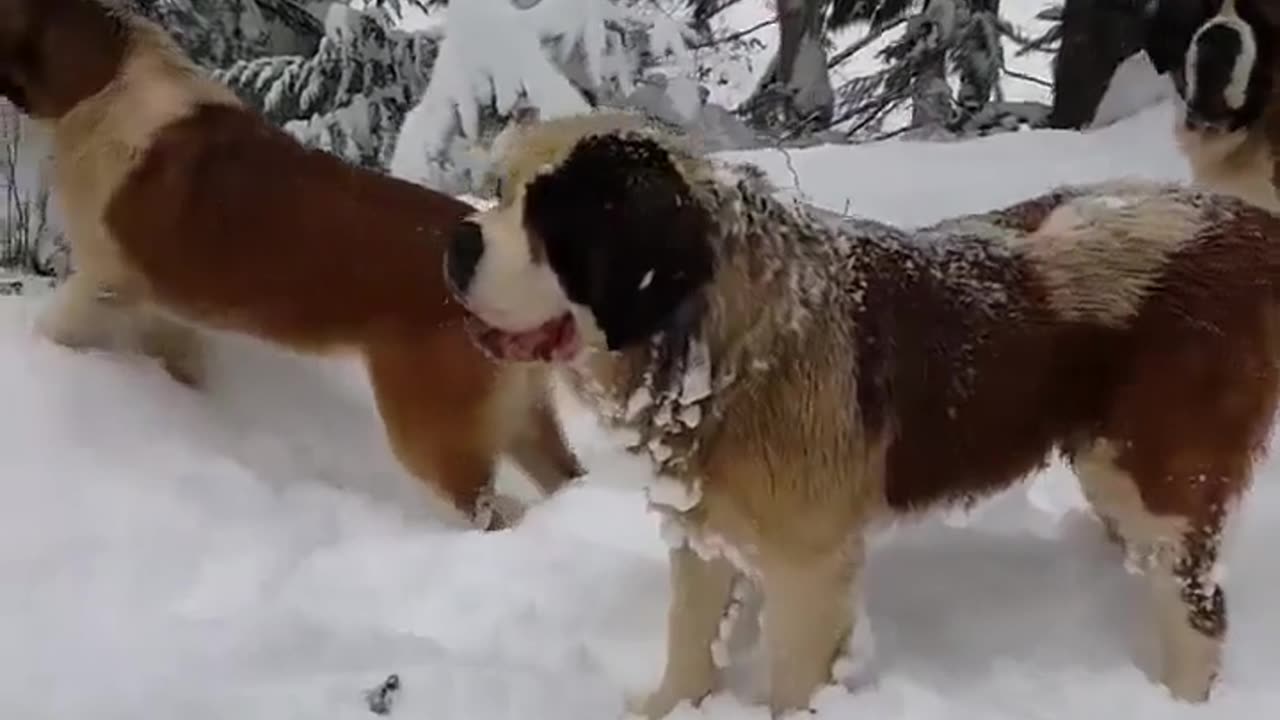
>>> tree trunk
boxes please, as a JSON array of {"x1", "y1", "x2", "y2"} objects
[
  {"x1": 1048, "y1": 0, "x2": 1147, "y2": 129},
  {"x1": 741, "y1": 0, "x2": 834, "y2": 134}
]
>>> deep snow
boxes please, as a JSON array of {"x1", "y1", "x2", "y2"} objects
[{"x1": 2, "y1": 101, "x2": 1279, "y2": 719}]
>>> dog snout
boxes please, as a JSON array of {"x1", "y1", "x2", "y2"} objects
[{"x1": 447, "y1": 220, "x2": 485, "y2": 296}]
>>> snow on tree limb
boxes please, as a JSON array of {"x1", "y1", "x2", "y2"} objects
[{"x1": 389, "y1": 0, "x2": 696, "y2": 191}]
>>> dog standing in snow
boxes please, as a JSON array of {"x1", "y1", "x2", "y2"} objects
[
  {"x1": 445, "y1": 112, "x2": 1280, "y2": 717},
  {"x1": 0, "y1": 0, "x2": 583, "y2": 529},
  {"x1": 1145, "y1": 0, "x2": 1280, "y2": 210}
]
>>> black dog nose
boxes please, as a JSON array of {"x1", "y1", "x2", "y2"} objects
[{"x1": 447, "y1": 220, "x2": 485, "y2": 294}]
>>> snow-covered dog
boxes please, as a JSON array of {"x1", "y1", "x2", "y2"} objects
[
  {"x1": 1145, "y1": 0, "x2": 1280, "y2": 209},
  {"x1": 444, "y1": 113, "x2": 1280, "y2": 717},
  {"x1": 0, "y1": 0, "x2": 582, "y2": 529}
]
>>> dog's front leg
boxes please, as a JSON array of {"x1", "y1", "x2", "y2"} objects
[
  {"x1": 629, "y1": 545, "x2": 737, "y2": 719},
  {"x1": 759, "y1": 540, "x2": 861, "y2": 717}
]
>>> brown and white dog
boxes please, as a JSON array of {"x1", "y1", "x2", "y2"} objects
[
  {"x1": 1145, "y1": 0, "x2": 1280, "y2": 209},
  {"x1": 0, "y1": 0, "x2": 583, "y2": 529},
  {"x1": 445, "y1": 113, "x2": 1280, "y2": 717}
]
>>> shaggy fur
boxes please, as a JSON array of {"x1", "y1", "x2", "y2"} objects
[
  {"x1": 0, "y1": 0, "x2": 582, "y2": 529},
  {"x1": 1145, "y1": 0, "x2": 1280, "y2": 210},
  {"x1": 446, "y1": 113, "x2": 1280, "y2": 717}
]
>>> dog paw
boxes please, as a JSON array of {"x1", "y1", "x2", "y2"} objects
[
  {"x1": 474, "y1": 493, "x2": 528, "y2": 531},
  {"x1": 152, "y1": 340, "x2": 206, "y2": 389}
]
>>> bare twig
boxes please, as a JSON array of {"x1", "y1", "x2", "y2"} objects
[
  {"x1": 1002, "y1": 66, "x2": 1052, "y2": 89},
  {"x1": 690, "y1": 18, "x2": 777, "y2": 49}
]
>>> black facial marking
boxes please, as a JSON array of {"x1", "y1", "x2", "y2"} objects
[
  {"x1": 1144, "y1": 0, "x2": 1275, "y2": 130},
  {"x1": 523, "y1": 133, "x2": 714, "y2": 351},
  {"x1": 1188, "y1": 23, "x2": 1247, "y2": 123}
]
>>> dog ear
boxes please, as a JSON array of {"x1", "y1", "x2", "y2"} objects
[{"x1": 523, "y1": 132, "x2": 715, "y2": 351}]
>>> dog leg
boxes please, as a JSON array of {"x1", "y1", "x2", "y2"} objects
[
  {"x1": 135, "y1": 308, "x2": 206, "y2": 389},
  {"x1": 506, "y1": 383, "x2": 584, "y2": 495},
  {"x1": 365, "y1": 337, "x2": 522, "y2": 530},
  {"x1": 1074, "y1": 442, "x2": 1231, "y2": 702},
  {"x1": 759, "y1": 542, "x2": 859, "y2": 717},
  {"x1": 630, "y1": 546, "x2": 737, "y2": 719},
  {"x1": 36, "y1": 272, "x2": 130, "y2": 352},
  {"x1": 36, "y1": 272, "x2": 205, "y2": 388}
]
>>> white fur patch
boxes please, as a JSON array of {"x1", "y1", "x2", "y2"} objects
[
  {"x1": 710, "y1": 578, "x2": 752, "y2": 669},
  {"x1": 465, "y1": 205, "x2": 570, "y2": 332},
  {"x1": 687, "y1": 529, "x2": 757, "y2": 579}
]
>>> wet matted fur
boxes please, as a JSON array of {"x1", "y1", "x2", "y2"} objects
[
  {"x1": 1145, "y1": 0, "x2": 1280, "y2": 209},
  {"x1": 445, "y1": 112, "x2": 1280, "y2": 717},
  {"x1": 0, "y1": 0, "x2": 582, "y2": 529}
]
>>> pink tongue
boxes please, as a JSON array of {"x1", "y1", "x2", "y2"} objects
[
  {"x1": 477, "y1": 315, "x2": 572, "y2": 362},
  {"x1": 509, "y1": 328, "x2": 551, "y2": 357}
]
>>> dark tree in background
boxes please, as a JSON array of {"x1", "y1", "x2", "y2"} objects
[{"x1": 1045, "y1": 0, "x2": 1150, "y2": 128}]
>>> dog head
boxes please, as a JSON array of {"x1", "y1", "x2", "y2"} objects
[
  {"x1": 1145, "y1": 0, "x2": 1277, "y2": 132},
  {"x1": 444, "y1": 114, "x2": 716, "y2": 363},
  {"x1": 0, "y1": 0, "x2": 128, "y2": 118}
]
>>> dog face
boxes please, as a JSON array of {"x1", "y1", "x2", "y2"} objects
[
  {"x1": 0, "y1": 0, "x2": 126, "y2": 118},
  {"x1": 445, "y1": 122, "x2": 715, "y2": 362},
  {"x1": 1145, "y1": 0, "x2": 1276, "y2": 132}
]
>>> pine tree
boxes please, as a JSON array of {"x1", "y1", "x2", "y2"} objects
[
  {"x1": 833, "y1": 0, "x2": 1050, "y2": 140},
  {"x1": 215, "y1": 4, "x2": 441, "y2": 169},
  {"x1": 127, "y1": 0, "x2": 326, "y2": 66}
]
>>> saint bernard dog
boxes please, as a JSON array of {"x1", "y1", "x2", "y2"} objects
[
  {"x1": 445, "y1": 113, "x2": 1280, "y2": 716},
  {"x1": 0, "y1": 0, "x2": 582, "y2": 529}
]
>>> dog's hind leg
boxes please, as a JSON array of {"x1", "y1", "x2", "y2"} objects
[
  {"x1": 134, "y1": 308, "x2": 206, "y2": 388},
  {"x1": 36, "y1": 272, "x2": 132, "y2": 353},
  {"x1": 1075, "y1": 441, "x2": 1235, "y2": 702},
  {"x1": 37, "y1": 272, "x2": 206, "y2": 388}
]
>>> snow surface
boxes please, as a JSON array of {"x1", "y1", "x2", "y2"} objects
[{"x1": 4, "y1": 101, "x2": 1280, "y2": 719}]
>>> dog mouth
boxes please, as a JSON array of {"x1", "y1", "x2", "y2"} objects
[{"x1": 463, "y1": 311, "x2": 581, "y2": 363}]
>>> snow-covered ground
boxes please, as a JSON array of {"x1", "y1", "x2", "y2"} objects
[{"x1": 3, "y1": 101, "x2": 1280, "y2": 720}]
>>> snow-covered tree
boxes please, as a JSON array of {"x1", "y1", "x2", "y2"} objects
[
  {"x1": 127, "y1": 0, "x2": 327, "y2": 66},
  {"x1": 216, "y1": 3, "x2": 441, "y2": 168},
  {"x1": 389, "y1": 0, "x2": 697, "y2": 193},
  {"x1": 740, "y1": 0, "x2": 836, "y2": 134},
  {"x1": 833, "y1": 0, "x2": 1049, "y2": 139}
]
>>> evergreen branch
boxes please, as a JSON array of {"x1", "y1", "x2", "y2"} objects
[
  {"x1": 827, "y1": 15, "x2": 908, "y2": 69},
  {"x1": 1003, "y1": 66, "x2": 1051, "y2": 89},
  {"x1": 689, "y1": 18, "x2": 777, "y2": 49}
]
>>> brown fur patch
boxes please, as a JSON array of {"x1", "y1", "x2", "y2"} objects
[{"x1": 104, "y1": 103, "x2": 472, "y2": 349}]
